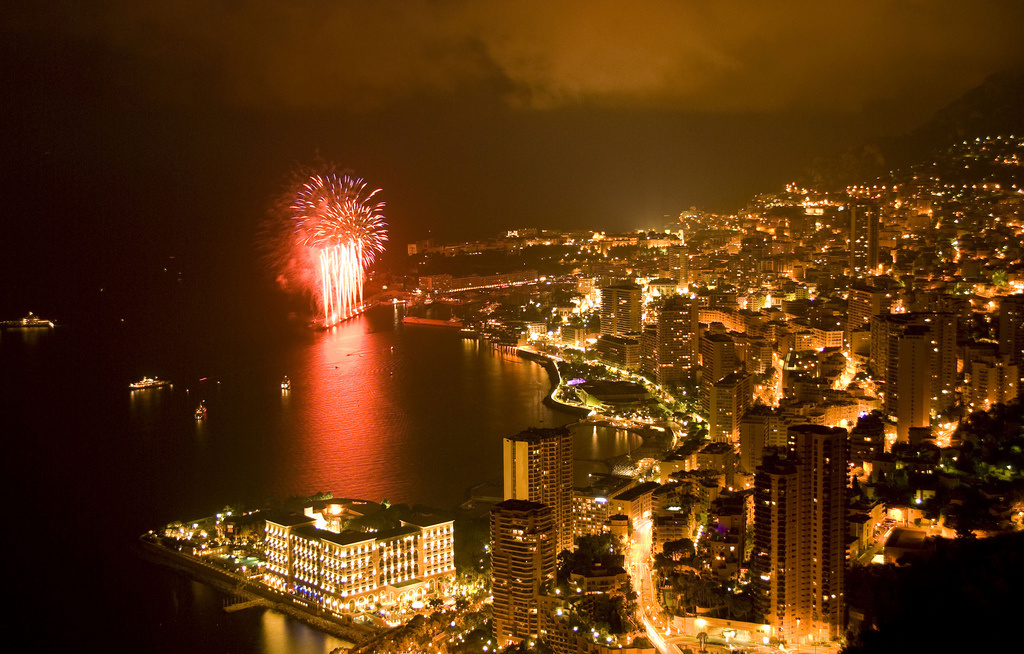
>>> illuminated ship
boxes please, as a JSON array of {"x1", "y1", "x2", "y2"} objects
[
  {"x1": 195, "y1": 401, "x2": 207, "y2": 420},
  {"x1": 129, "y1": 377, "x2": 170, "y2": 390},
  {"x1": 1, "y1": 312, "x2": 54, "y2": 328},
  {"x1": 281, "y1": 376, "x2": 291, "y2": 391},
  {"x1": 401, "y1": 316, "x2": 463, "y2": 328}
]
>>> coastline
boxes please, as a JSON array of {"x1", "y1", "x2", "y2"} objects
[
  {"x1": 516, "y1": 347, "x2": 676, "y2": 460},
  {"x1": 137, "y1": 537, "x2": 375, "y2": 649},
  {"x1": 137, "y1": 339, "x2": 652, "y2": 649},
  {"x1": 514, "y1": 348, "x2": 591, "y2": 417},
  {"x1": 512, "y1": 347, "x2": 671, "y2": 466}
]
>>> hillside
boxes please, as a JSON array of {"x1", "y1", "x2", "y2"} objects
[{"x1": 802, "y1": 67, "x2": 1024, "y2": 188}]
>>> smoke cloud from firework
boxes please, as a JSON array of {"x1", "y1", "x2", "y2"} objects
[{"x1": 266, "y1": 169, "x2": 388, "y2": 325}]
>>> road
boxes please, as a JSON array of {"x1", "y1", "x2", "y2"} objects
[
  {"x1": 628, "y1": 518, "x2": 684, "y2": 654},
  {"x1": 855, "y1": 524, "x2": 895, "y2": 565},
  {"x1": 626, "y1": 522, "x2": 802, "y2": 654}
]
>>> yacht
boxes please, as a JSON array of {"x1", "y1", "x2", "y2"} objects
[
  {"x1": 1, "y1": 312, "x2": 54, "y2": 329},
  {"x1": 130, "y1": 377, "x2": 170, "y2": 390}
]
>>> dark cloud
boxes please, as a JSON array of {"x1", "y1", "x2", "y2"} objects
[
  {"x1": 3, "y1": 0, "x2": 1022, "y2": 270},
  {"x1": 10, "y1": 1, "x2": 1024, "y2": 115}
]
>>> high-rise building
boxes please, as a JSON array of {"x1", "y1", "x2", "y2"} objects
[
  {"x1": 869, "y1": 313, "x2": 902, "y2": 383},
  {"x1": 739, "y1": 405, "x2": 788, "y2": 472},
  {"x1": 596, "y1": 334, "x2": 641, "y2": 370},
  {"x1": 571, "y1": 475, "x2": 635, "y2": 543},
  {"x1": 746, "y1": 338, "x2": 774, "y2": 375},
  {"x1": 491, "y1": 500, "x2": 557, "y2": 647},
  {"x1": 708, "y1": 372, "x2": 753, "y2": 443},
  {"x1": 998, "y1": 295, "x2": 1024, "y2": 388},
  {"x1": 848, "y1": 200, "x2": 880, "y2": 276},
  {"x1": 847, "y1": 283, "x2": 893, "y2": 345},
  {"x1": 789, "y1": 425, "x2": 847, "y2": 641},
  {"x1": 640, "y1": 323, "x2": 658, "y2": 379},
  {"x1": 503, "y1": 427, "x2": 574, "y2": 553},
  {"x1": 668, "y1": 245, "x2": 690, "y2": 285},
  {"x1": 922, "y1": 313, "x2": 958, "y2": 414},
  {"x1": 600, "y1": 284, "x2": 642, "y2": 336},
  {"x1": 896, "y1": 325, "x2": 932, "y2": 441},
  {"x1": 752, "y1": 457, "x2": 798, "y2": 637},
  {"x1": 648, "y1": 295, "x2": 700, "y2": 386},
  {"x1": 701, "y1": 332, "x2": 739, "y2": 381},
  {"x1": 871, "y1": 312, "x2": 956, "y2": 423},
  {"x1": 967, "y1": 352, "x2": 1019, "y2": 412},
  {"x1": 700, "y1": 332, "x2": 740, "y2": 413},
  {"x1": 753, "y1": 425, "x2": 847, "y2": 643}
]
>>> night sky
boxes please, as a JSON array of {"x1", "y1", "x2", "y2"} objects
[{"x1": 4, "y1": 1, "x2": 1023, "y2": 312}]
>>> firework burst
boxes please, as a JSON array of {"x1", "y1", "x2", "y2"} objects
[{"x1": 272, "y1": 170, "x2": 388, "y2": 326}]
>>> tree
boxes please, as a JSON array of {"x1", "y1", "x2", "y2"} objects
[
  {"x1": 557, "y1": 533, "x2": 620, "y2": 583},
  {"x1": 697, "y1": 631, "x2": 708, "y2": 652},
  {"x1": 662, "y1": 538, "x2": 696, "y2": 561},
  {"x1": 723, "y1": 590, "x2": 753, "y2": 621}
]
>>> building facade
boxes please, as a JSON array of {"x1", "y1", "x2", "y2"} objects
[
  {"x1": 650, "y1": 295, "x2": 701, "y2": 386},
  {"x1": 753, "y1": 425, "x2": 848, "y2": 643},
  {"x1": 504, "y1": 426, "x2": 574, "y2": 553},
  {"x1": 600, "y1": 284, "x2": 642, "y2": 337},
  {"x1": 708, "y1": 372, "x2": 753, "y2": 443},
  {"x1": 596, "y1": 334, "x2": 641, "y2": 370},
  {"x1": 491, "y1": 500, "x2": 558, "y2": 647},
  {"x1": 871, "y1": 312, "x2": 957, "y2": 425},
  {"x1": 264, "y1": 513, "x2": 455, "y2": 614},
  {"x1": 848, "y1": 200, "x2": 880, "y2": 275}
]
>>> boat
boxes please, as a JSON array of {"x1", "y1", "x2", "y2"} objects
[
  {"x1": 1, "y1": 312, "x2": 54, "y2": 329},
  {"x1": 130, "y1": 377, "x2": 170, "y2": 390},
  {"x1": 401, "y1": 316, "x2": 463, "y2": 328},
  {"x1": 280, "y1": 376, "x2": 291, "y2": 391},
  {"x1": 195, "y1": 401, "x2": 207, "y2": 420}
]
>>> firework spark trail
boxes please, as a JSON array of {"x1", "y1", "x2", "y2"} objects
[{"x1": 290, "y1": 173, "x2": 387, "y2": 325}]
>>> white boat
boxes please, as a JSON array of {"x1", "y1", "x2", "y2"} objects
[
  {"x1": 1, "y1": 312, "x2": 54, "y2": 329},
  {"x1": 130, "y1": 377, "x2": 170, "y2": 390}
]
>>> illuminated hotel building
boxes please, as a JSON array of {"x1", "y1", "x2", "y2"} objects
[
  {"x1": 608, "y1": 481, "x2": 660, "y2": 530},
  {"x1": 571, "y1": 491, "x2": 614, "y2": 542},
  {"x1": 263, "y1": 513, "x2": 455, "y2": 614}
]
